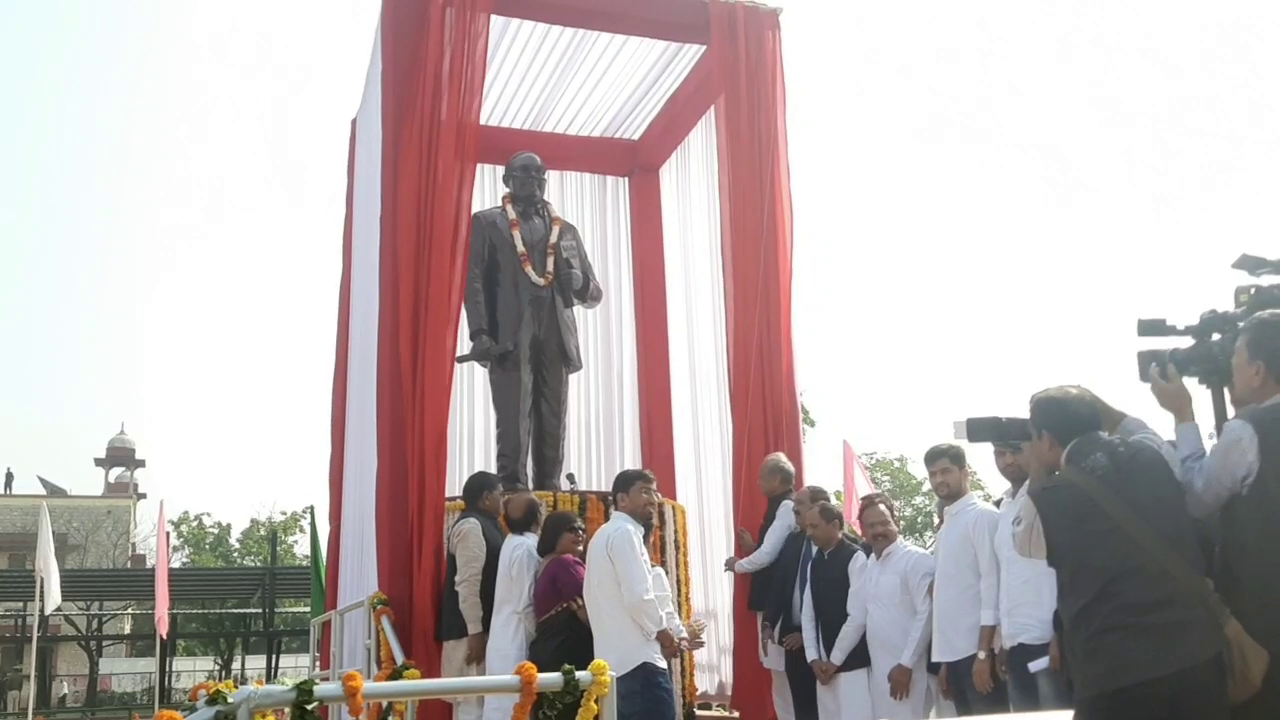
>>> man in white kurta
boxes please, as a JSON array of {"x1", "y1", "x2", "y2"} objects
[
  {"x1": 481, "y1": 495, "x2": 542, "y2": 720},
  {"x1": 857, "y1": 495, "x2": 935, "y2": 720},
  {"x1": 800, "y1": 503, "x2": 874, "y2": 720}
]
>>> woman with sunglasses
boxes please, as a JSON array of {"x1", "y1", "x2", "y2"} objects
[{"x1": 527, "y1": 511, "x2": 594, "y2": 718}]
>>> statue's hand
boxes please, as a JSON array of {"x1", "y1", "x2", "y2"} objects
[
  {"x1": 569, "y1": 268, "x2": 585, "y2": 292},
  {"x1": 469, "y1": 335, "x2": 495, "y2": 369}
]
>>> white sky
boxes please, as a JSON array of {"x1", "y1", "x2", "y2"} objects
[{"x1": 2, "y1": 1, "x2": 1278, "y2": 533}]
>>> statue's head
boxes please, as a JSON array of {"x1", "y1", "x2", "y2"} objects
[{"x1": 503, "y1": 151, "x2": 547, "y2": 205}]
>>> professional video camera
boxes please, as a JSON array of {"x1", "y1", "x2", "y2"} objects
[
  {"x1": 1136, "y1": 253, "x2": 1280, "y2": 430},
  {"x1": 953, "y1": 416, "x2": 1031, "y2": 444}
]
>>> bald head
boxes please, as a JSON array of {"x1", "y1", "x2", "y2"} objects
[
  {"x1": 503, "y1": 151, "x2": 547, "y2": 205},
  {"x1": 504, "y1": 492, "x2": 542, "y2": 534}
]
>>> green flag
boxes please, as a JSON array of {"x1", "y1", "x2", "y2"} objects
[{"x1": 309, "y1": 505, "x2": 326, "y2": 620}]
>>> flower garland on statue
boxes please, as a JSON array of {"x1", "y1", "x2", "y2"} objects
[
  {"x1": 342, "y1": 671, "x2": 365, "y2": 720},
  {"x1": 502, "y1": 193, "x2": 564, "y2": 287},
  {"x1": 577, "y1": 660, "x2": 612, "y2": 720},
  {"x1": 512, "y1": 661, "x2": 539, "y2": 720}
]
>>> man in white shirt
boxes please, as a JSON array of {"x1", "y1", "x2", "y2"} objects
[
  {"x1": 991, "y1": 442, "x2": 1070, "y2": 712},
  {"x1": 725, "y1": 452, "x2": 799, "y2": 715},
  {"x1": 925, "y1": 443, "x2": 1007, "y2": 716},
  {"x1": 585, "y1": 469, "x2": 679, "y2": 720},
  {"x1": 855, "y1": 493, "x2": 935, "y2": 720},
  {"x1": 56, "y1": 677, "x2": 69, "y2": 708},
  {"x1": 801, "y1": 502, "x2": 874, "y2": 720},
  {"x1": 483, "y1": 493, "x2": 543, "y2": 720}
]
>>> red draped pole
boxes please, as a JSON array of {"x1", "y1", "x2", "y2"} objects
[
  {"x1": 710, "y1": 3, "x2": 802, "y2": 719},
  {"x1": 376, "y1": 2, "x2": 492, "y2": 720}
]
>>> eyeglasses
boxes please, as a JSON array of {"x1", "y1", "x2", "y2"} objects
[{"x1": 567, "y1": 526, "x2": 586, "y2": 536}]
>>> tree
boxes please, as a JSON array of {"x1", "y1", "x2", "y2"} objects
[
  {"x1": 836, "y1": 453, "x2": 995, "y2": 549},
  {"x1": 54, "y1": 511, "x2": 149, "y2": 708},
  {"x1": 168, "y1": 509, "x2": 310, "y2": 679},
  {"x1": 801, "y1": 399, "x2": 816, "y2": 441}
]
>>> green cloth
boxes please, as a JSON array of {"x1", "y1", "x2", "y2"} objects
[{"x1": 309, "y1": 506, "x2": 326, "y2": 620}]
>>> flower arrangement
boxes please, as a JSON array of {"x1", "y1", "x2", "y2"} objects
[
  {"x1": 535, "y1": 665, "x2": 582, "y2": 720},
  {"x1": 342, "y1": 671, "x2": 365, "y2": 720},
  {"x1": 576, "y1": 660, "x2": 612, "y2": 720},
  {"x1": 513, "y1": 661, "x2": 539, "y2": 720},
  {"x1": 188, "y1": 682, "x2": 215, "y2": 703},
  {"x1": 153, "y1": 711, "x2": 184, "y2": 720}
]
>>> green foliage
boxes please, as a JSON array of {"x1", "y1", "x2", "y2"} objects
[
  {"x1": 168, "y1": 509, "x2": 311, "y2": 678},
  {"x1": 801, "y1": 400, "x2": 816, "y2": 440},
  {"x1": 837, "y1": 453, "x2": 995, "y2": 549}
]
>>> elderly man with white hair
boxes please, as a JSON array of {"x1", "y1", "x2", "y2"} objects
[{"x1": 725, "y1": 452, "x2": 800, "y2": 719}]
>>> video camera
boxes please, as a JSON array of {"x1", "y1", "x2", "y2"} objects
[
  {"x1": 953, "y1": 416, "x2": 1031, "y2": 445},
  {"x1": 1136, "y1": 253, "x2": 1280, "y2": 386}
]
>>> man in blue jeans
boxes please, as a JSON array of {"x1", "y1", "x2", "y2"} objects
[{"x1": 584, "y1": 469, "x2": 681, "y2": 720}]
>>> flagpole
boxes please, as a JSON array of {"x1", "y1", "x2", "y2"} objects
[
  {"x1": 26, "y1": 574, "x2": 40, "y2": 720},
  {"x1": 153, "y1": 624, "x2": 161, "y2": 714}
]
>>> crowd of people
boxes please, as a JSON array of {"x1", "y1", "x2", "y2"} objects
[
  {"x1": 437, "y1": 468, "x2": 704, "y2": 720},
  {"x1": 727, "y1": 309, "x2": 1280, "y2": 720},
  {"x1": 437, "y1": 309, "x2": 1280, "y2": 720}
]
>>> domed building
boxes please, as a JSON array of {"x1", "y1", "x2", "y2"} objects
[{"x1": 94, "y1": 423, "x2": 147, "y2": 497}]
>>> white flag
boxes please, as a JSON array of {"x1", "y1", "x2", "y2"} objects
[{"x1": 35, "y1": 502, "x2": 62, "y2": 614}]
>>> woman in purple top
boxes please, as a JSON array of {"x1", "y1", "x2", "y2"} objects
[{"x1": 528, "y1": 511, "x2": 594, "y2": 702}]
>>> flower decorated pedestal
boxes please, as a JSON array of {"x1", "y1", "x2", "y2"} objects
[{"x1": 444, "y1": 491, "x2": 697, "y2": 718}]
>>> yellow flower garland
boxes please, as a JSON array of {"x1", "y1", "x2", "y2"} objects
[{"x1": 576, "y1": 659, "x2": 612, "y2": 720}]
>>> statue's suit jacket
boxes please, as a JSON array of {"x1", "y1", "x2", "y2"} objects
[{"x1": 464, "y1": 206, "x2": 603, "y2": 374}]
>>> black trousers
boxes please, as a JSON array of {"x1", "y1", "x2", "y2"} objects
[
  {"x1": 1075, "y1": 654, "x2": 1229, "y2": 720},
  {"x1": 784, "y1": 646, "x2": 819, "y2": 720},
  {"x1": 489, "y1": 295, "x2": 568, "y2": 491}
]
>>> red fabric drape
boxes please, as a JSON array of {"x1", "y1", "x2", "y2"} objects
[
  {"x1": 628, "y1": 169, "x2": 678, "y2": 498},
  {"x1": 323, "y1": 122, "x2": 358, "y2": 677},
  {"x1": 710, "y1": 3, "x2": 802, "y2": 719},
  {"x1": 376, "y1": 3, "x2": 491, "y2": 720}
]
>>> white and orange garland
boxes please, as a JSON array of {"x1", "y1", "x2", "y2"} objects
[{"x1": 502, "y1": 193, "x2": 564, "y2": 287}]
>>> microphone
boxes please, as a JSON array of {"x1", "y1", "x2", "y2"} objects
[{"x1": 566, "y1": 472, "x2": 578, "y2": 491}]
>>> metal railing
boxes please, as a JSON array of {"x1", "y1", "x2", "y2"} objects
[{"x1": 182, "y1": 671, "x2": 617, "y2": 720}]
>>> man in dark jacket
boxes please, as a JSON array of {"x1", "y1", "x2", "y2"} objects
[
  {"x1": 761, "y1": 485, "x2": 830, "y2": 719},
  {"x1": 1022, "y1": 386, "x2": 1227, "y2": 720}
]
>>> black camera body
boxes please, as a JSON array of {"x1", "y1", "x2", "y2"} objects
[
  {"x1": 1136, "y1": 254, "x2": 1280, "y2": 386},
  {"x1": 955, "y1": 416, "x2": 1032, "y2": 444}
]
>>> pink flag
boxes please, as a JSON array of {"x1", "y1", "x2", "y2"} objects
[
  {"x1": 843, "y1": 441, "x2": 878, "y2": 532},
  {"x1": 155, "y1": 501, "x2": 170, "y2": 639}
]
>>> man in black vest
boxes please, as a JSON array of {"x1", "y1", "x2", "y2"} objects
[
  {"x1": 1150, "y1": 309, "x2": 1280, "y2": 719},
  {"x1": 1022, "y1": 386, "x2": 1227, "y2": 720},
  {"x1": 438, "y1": 471, "x2": 505, "y2": 720},
  {"x1": 725, "y1": 452, "x2": 799, "y2": 716},
  {"x1": 800, "y1": 502, "x2": 874, "y2": 720},
  {"x1": 761, "y1": 485, "x2": 832, "y2": 720}
]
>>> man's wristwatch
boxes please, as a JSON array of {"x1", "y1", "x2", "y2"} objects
[{"x1": 976, "y1": 649, "x2": 993, "y2": 660}]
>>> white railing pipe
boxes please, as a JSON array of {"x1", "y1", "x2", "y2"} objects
[{"x1": 184, "y1": 671, "x2": 616, "y2": 720}]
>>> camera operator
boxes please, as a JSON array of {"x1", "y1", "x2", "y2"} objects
[
  {"x1": 1149, "y1": 309, "x2": 1280, "y2": 717},
  {"x1": 1018, "y1": 386, "x2": 1227, "y2": 720}
]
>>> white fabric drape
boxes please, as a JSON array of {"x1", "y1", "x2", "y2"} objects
[
  {"x1": 662, "y1": 109, "x2": 736, "y2": 696},
  {"x1": 336, "y1": 20, "x2": 383, "y2": 675},
  {"x1": 446, "y1": 167, "x2": 643, "y2": 494}
]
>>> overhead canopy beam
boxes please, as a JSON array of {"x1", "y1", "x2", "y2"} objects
[
  {"x1": 477, "y1": 126, "x2": 638, "y2": 177},
  {"x1": 492, "y1": 0, "x2": 710, "y2": 45},
  {"x1": 635, "y1": 53, "x2": 717, "y2": 171}
]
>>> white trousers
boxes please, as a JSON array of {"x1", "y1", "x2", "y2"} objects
[
  {"x1": 816, "y1": 668, "x2": 873, "y2": 720},
  {"x1": 442, "y1": 638, "x2": 484, "y2": 720},
  {"x1": 925, "y1": 674, "x2": 957, "y2": 718},
  {"x1": 772, "y1": 670, "x2": 796, "y2": 720},
  {"x1": 868, "y1": 662, "x2": 929, "y2": 720}
]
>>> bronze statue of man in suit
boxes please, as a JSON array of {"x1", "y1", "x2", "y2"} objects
[{"x1": 464, "y1": 152, "x2": 603, "y2": 491}]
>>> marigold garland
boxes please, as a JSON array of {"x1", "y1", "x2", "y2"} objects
[
  {"x1": 188, "y1": 682, "x2": 214, "y2": 702},
  {"x1": 342, "y1": 671, "x2": 365, "y2": 720},
  {"x1": 154, "y1": 711, "x2": 184, "y2": 720},
  {"x1": 512, "y1": 661, "x2": 539, "y2": 720},
  {"x1": 502, "y1": 193, "x2": 564, "y2": 286},
  {"x1": 576, "y1": 660, "x2": 611, "y2": 720}
]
